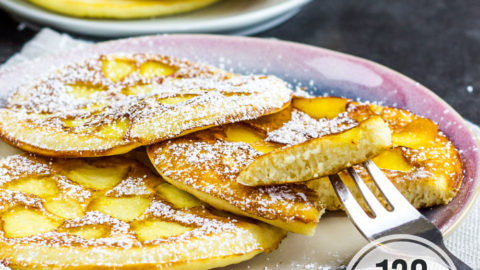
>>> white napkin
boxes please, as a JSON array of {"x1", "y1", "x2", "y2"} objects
[
  {"x1": 1, "y1": 28, "x2": 92, "y2": 70},
  {"x1": 3, "y1": 28, "x2": 480, "y2": 268}
]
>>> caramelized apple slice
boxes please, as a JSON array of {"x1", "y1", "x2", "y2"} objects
[
  {"x1": 132, "y1": 219, "x2": 193, "y2": 241},
  {"x1": 246, "y1": 105, "x2": 293, "y2": 132},
  {"x1": 224, "y1": 125, "x2": 280, "y2": 153},
  {"x1": 225, "y1": 125, "x2": 264, "y2": 143},
  {"x1": 155, "y1": 183, "x2": 202, "y2": 208},
  {"x1": 139, "y1": 61, "x2": 178, "y2": 78},
  {"x1": 63, "y1": 163, "x2": 129, "y2": 190},
  {"x1": 392, "y1": 118, "x2": 438, "y2": 148},
  {"x1": 4, "y1": 176, "x2": 59, "y2": 198},
  {"x1": 250, "y1": 143, "x2": 280, "y2": 154},
  {"x1": 44, "y1": 197, "x2": 84, "y2": 219},
  {"x1": 2, "y1": 207, "x2": 62, "y2": 238},
  {"x1": 64, "y1": 225, "x2": 110, "y2": 240},
  {"x1": 95, "y1": 118, "x2": 129, "y2": 140},
  {"x1": 89, "y1": 195, "x2": 151, "y2": 222},
  {"x1": 373, "y1": 148, "x2": 414, "y2": 172},
  {"x1": 102, "y1": 58, "x2": 136, "y2": 82},
  {"x1": 293, "y1": 97, "x2": 348, "y2": 119}
]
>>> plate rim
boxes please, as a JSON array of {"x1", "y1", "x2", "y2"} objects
[
  {"x1": 444, "y1": 123, "x2": 480, "y2": 237},
  {"x1": 0, "y1": 34, "x2": 479, "y2": 239}
]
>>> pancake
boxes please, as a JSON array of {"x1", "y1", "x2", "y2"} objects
[
  {"x1": 147, "y1": 130, "x2": 323, "y2": 235},
  {"x1": 306, "y1": 101, "x2": 463, "y2": 209},
  {"x1": 147, "y1": 96, "x2": 463, "y2": 234},
  {"x1": 145, "y1": 96, "x2": 390, "y2": 234},
  {"x1": 0, "y1": 53, "x2": 291, "y2": 157},
  {"x1": 0, "y1": 154, "x2": 285, "y2": 269},
  {"x1": 26, "y1": 0, "x2": 222, "y2": 19},
  {"x1": 237, "y1": 97, "x2": 392, "y2": 186}
]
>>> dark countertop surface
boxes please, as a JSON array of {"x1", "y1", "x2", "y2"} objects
[{"x1": 1, "y1": 0, "x2": 479, "y2": 125}]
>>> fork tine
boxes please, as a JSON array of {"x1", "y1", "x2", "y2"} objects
[
  {"x1": 362, "y1": 160, "x2": 414, "y2": 210},
  {"x1": 329, "y1": 174, "x2": 371, "y2": 224},
  {"x1": 347, "y1": 167, "x2": 387, "y2": 216}
]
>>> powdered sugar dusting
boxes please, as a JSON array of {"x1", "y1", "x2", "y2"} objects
[
  {"x1": 266, "y1": 110, "x2": 357, "y2": 145},
  {"x1": 146, "y1": 199, "x2": 238, "y2": 232},
  {"x1": 105, "y1": 174, "x2": 151, "y2": 197},
  {"x1": 64, "y1": 211, "x2": 131, "y2": 235},
  {"x1": 0, "y1": 155, "x2": 51, "y2": 185},
  {"x1": 159, "y1": 140, "x2": 259, "y2": 182},
  {"x1": 56, "y1": 176, "x2": 92, "y2": 203},
  {"x1": 0, "y1": 189, "x2": 44, "y2": 211}
]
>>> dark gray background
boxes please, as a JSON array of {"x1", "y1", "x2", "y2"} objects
[{"x1": 1, "y1": 1, "x2": 479, "y2": 124}]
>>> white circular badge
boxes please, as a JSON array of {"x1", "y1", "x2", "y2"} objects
[{"x1": 348, "y1": 234, "x2": 455, "y2": 270}]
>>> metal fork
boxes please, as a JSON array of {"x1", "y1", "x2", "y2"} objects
[{"x1": 329, "y1": 160, "x2": 472, "y2": 270}]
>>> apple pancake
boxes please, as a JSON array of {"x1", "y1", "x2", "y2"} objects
[
  {"x1": 26, "y1": 0, "x2": 221, "y2": 19},
  {"x1": 147, "y1": 134, "x2": 323, "y2": 235},
  {"x1": 148, "y1": 96, "x2": 463, "y2": 234},
  {"x1": 146, "y1": 97, "x2": 392, "y2": 235},
  {"x1": 0, "y1": 53, "x2": 292, "y2": 157},
  {"x1": 237, "y1": 97, "x2": 392, "y2": 186},
  {"x1": 305, "y1": 101, "x2": 463, "y2": 210},
  {"x1": 0, "y1": 154, "x2": 285, "y2": 269}
]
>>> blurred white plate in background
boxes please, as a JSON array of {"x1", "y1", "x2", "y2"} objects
[{"x1": 0, "y1": 0, "x2": 311, "y2": 37}]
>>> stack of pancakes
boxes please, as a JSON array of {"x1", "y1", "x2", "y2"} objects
[{"x1": 0, "y1": 54, "x2": 463, "y2": 269}]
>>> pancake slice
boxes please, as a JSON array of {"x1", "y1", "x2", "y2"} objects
[
  {"x1": 0, "y1": 154, "x2": 285, "y2": 269},
  {"x1": 147, "y1": 130, "x2": 324, "y2": 236},
  {"x1": 237, "y1": 116, "x2": 392, "y2": 186},
  {"x1": 0, "y1": 53, "x2": 292, "y2": 157},
  {"x1": 235, "y1": 97, "x2": 391, "y2": 186},
  {"x1": 307, "y1": 102, "x2": 464, "y2": 210},
  {"x1": 26, "y1": 0, "x2": 222, "y2": 19}
]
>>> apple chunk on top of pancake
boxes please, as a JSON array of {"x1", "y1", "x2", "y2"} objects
[
  {"x1": 306, "y1": 101, "x2": 463, "y2": 210},
  {"x1": 0, "y1": 154, "x2": 285, "y2": 270},
  {"x1": 0, "y1": 53, "x2": 291, "y2": 157}
]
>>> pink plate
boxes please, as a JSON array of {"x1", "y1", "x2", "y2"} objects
[{"x1": 0, "y1": 35, "x2": 478, "y2": 267}]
